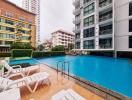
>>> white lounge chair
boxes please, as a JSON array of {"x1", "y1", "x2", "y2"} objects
[
  {"x1": 0, "y1": 72, "x2": 50, "y2": 93},
  {"x1": 0, "y1": 60, "x2": 39, "y2": 78},
  {"x1": 51, "y1": 89, "x2": 86, "y2": 100}
]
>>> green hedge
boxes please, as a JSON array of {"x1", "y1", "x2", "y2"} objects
[
  {"x1": 12, "y1": 49, "x2": 33, "y2": 58},
  {"x1": 32, "y1": 51, "x2": 65, "y2": 58},
  {"x1": 0, "y1": 53, "x2": 11, "y2": 57}
]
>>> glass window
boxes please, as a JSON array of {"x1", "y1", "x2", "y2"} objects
[
  {"x1": 5, "y1": 12, "x2": 13, "y2": 18},
  {"x1": 75, "y1": 42, "x2": 80, "y2": 49},
  {"x1": 83, "y1": 40, "x2": 95, "y2": 49},
  {"x1": 129, "y1": 36, "x2": 132, "y2": 48},
  {"x1": 19, "y1": 16, "x2": 25, "y2": 21},
  {"x1": 129, "y1": 19, "x2": 132, "y2": 32},
  {"x1": 5, "y1": 19, "x2": 14, "y2": 25},
  {"x1": 99, "y1": 38, "x2": 112, "y2": 49},
  {"x1": 6, "y1": 27, "x2": 15, "y2": 32},
  {"x1": 129, "y1": 2, "x2": 132, "y2": 16},
  {"x1": 83, "y1": 0, "x2": 91, "y2": 4},
  {"x1": 83, "y1": 15, "x2": 94, "y2": 27},
  {"x1": 83, "y1": 27, "x2": 95, "y2": 38},
  {"x1": 84, "y1": 3, "x2": 94, "y2": 16}
]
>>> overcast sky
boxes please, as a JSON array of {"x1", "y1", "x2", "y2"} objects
[{"x1": 9, "y1": 0, "x2": 74, "y2": 42}]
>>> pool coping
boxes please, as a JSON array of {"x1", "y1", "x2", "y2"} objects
[{"x1": 42, "y1": 63, "x2": 132, "y2": 100}]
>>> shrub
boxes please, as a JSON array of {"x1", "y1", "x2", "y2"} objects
[
  {"x1": 12, "y1": 49, "x2": 33, "y2": 58},
  {"x1": 32, "y1": 51, "x2": 65, "y2": 58},
  {"x1": 52, "y1": 45, "x2": 65, "y2": 51},
  {"x1": 0, "y1": 53, "x2": 11, "y2": 57}
]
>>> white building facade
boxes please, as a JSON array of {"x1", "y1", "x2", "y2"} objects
[
  {"x1": 73, "y1": 0, "x2": 132, "y2": 54},
  {"x1": 52, "y1": 30, "x2": 75, "y2": 47},
  {"x1": 22, "y1": 0, "x2": 40, "y2": 46}
]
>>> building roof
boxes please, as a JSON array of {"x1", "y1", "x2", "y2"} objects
[
  {"x1": 6, "y1": 0, "x2": 36, "y2": 15},
  {"x1": 51, "y1": 29, "x2": 75, "y2": 36}
]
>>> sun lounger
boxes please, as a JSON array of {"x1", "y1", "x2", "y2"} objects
[
  {"x1": 0, "y1": 72, "x2": 50, "y2": 93},
  {"x1": 0, "y1": 60, "x2": 39, "y2": 78},
  {"x1": 51, "y1": 89, "x2": 86, "y2": 100}
]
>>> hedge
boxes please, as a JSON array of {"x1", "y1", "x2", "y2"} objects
[
  {"x1": 32, "y1": 51, "x2": 65, "y2": 58},
  {"x1": 0, "y1": 53, "x2": 11, "y2": 57},
  {"x1": 12, "y1": 49, "x2": 33, "y2": 58}
]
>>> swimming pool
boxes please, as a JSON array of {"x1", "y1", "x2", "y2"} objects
[
  {"x1": 10, "y1": 58, "x2": 38, "y2": 65},
  {"x1": 10, "y1": 55, "x2": 132, "y2": 98}
]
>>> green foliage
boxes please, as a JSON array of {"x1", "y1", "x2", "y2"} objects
[
  {"x1": 52, "y1": 45, "x2": 65, "y2": 51},
  {"x1": 11, "y1": 43, "x2": 32, "y2": 49},
  {"x1": 37, "y1": 44, "x2": 44, "y2": 51},
  {"x1": 12, "y1": 49, "x2": 33, "y2": 58},
  {"x1": 32, "y1": 51, "x2": 65, "y2": 58},
  {"x1": 0, "y1": 53, "x2": 11, "y2": 57}
]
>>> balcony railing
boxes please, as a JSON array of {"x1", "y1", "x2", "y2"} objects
[
  {"x1": 99, "y1": 29, "x2": 112, "y2": 35},
  {"x1": 73, "y1": 8, "x2": 81, "y2": 15},
  {"x1": 99, "y1": 44, "x2": 112, "y2": 49},
  {"x1": 99, "y1": 0, "x2": 112, "y2": 8},
  {"x1": 73, "y1": 0, "x2": 80, "y2": 7},
  {"x1": 99, "y1": 13, "x2": 112, "y2": 22},
  {"x1": 73, "y1": 27, "x2": 81, "y2": 33},
  {"x1": 73, "y1": 17, "x2": 81, "y2": 24}
]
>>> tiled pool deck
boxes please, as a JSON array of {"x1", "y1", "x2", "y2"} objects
[{"x1": 20, "y1": 64, "x2": 104, "y2": 100}]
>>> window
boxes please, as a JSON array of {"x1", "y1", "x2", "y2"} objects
[
  {"x1": 83, "y1": 15, "x2": 94, "y2": 27},
  {"x1": 75, "y1": 33, "x2": 80, "y2": 39},
  {"x1": 83, "y1": 27, "x2": 95, "y2": 38},
  {"x1": 83, "y1": 0, "x2": 91, "y2": 4},
  {"x1": 129, "y1": 36, "x2": 132, "y2": 48},
  {"x1": 129, "y1": 2, "x2": 132, "y2": 16},
  {"x1": 129, "y1": 19, "x2": 132, "y2": 32},
  {"x1": 5, "y1": 19, "x2": 14, "y2": 25},
  {"x1": 83, "y1": 40, "x2": 95, "y2": 49},
  {"x1": 19, "y1": 16, "x2": 25, "y2": 21},
  {"x1": 99, "y1": 38, "x2": 112, "y2": 49},
  {"x1": 84, "y1": 3, "x2": 94, "y2": 16},
  {"x1": 6, "y1": 27, "x2": 15, "y2": 32},
  {"x1": 5, "y1": 12, "x2": 13, "y2": 18},
  {"x1": 75, "y1": 42, "x2": 80, "y2": 49}
]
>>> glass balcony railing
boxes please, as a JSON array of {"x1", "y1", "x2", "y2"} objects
[
  {"x1": 99, "y1": 0, "x2": 112, "y2": 8},
  {"x1": 99, "y1": 29, "x2": 112, "y2": 35},
  {"x1": 99, "y1": 13, "x2": 112, "y2": 22}
]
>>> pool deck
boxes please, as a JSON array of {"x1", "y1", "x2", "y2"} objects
[{"x1": 20, "y1": 64, "x2": 104, "y2": 100}]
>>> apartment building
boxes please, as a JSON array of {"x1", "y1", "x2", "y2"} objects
[
  {"x1": 0, "y1": 0, "x2": 36, "y2": 52},
  {"x1": 52, "y1": 30, "x2": 75, "y2": 47},
  {"x1": 73, "y1": 0, "x2": 132, "y2": 56},
  {"x1": 22, "y1": 0, "x2": 40, "y2": 46}
]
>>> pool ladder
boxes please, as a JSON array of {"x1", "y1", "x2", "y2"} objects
[{"x1": 56, "y1": 61, "x2": 70, "y2": 79}]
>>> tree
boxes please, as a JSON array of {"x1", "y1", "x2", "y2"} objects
[
  {"x1": 11, "y1": 42, "x2": 32, "y2": 49},
  {"x1": 37, "y1": 44, "x2": 44, "y2": 51},
  {"x1": 52, "y1": 45, "x2": 65, "y2": 51}
]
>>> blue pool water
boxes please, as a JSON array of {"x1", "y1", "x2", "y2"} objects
[
  {"x1": 10, "y1": 56, "x2": 132, "y2": 98},
  {"x1": 10, "y1": 59, "x2": 38, "y2": 65}
]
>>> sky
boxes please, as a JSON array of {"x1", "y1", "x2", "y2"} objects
[{"x1": 9, "y1": 0, "x2": 74, "y2": 42}]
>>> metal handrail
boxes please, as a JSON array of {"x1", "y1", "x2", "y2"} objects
[{"x1": 56, "y1": 61, "x2": 70, "y2": 80}]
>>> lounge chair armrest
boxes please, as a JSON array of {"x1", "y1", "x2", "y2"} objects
[{"x1": 12, "y1": 65, "x2": 22, "y2": 69}]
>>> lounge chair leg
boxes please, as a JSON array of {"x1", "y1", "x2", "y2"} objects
[{"x1": 32, "y1": 81, "x2": 39, "y2": 92}]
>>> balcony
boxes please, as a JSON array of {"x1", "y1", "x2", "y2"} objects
[
  {"x1": 99, "y1": 38, "x2": 112, "y2": 49},
  {"x1": 75, "y1": 33, "x2": 80, "y2": 40},
  {"x1": 73, "y1": 8, "x2": 81, "y2": 15},
  {"x1": 99, "y1": 29, "x2": 112, "y2": 35},
  {"x1": 99, "y1": 13, "x2": 112, "y2": 22},
  {"x1": 73, "y1": 27, "x2": 81, "y2": 33},
  {"x1": 99, "y1": 0, "x2": 112, "y2": 8},
  {"x1": 73, "y1": 17, "x2": 81, "y2": 24},
  {"x1": 73, "y1": 0, "x2": 80, "y2": 7}
]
